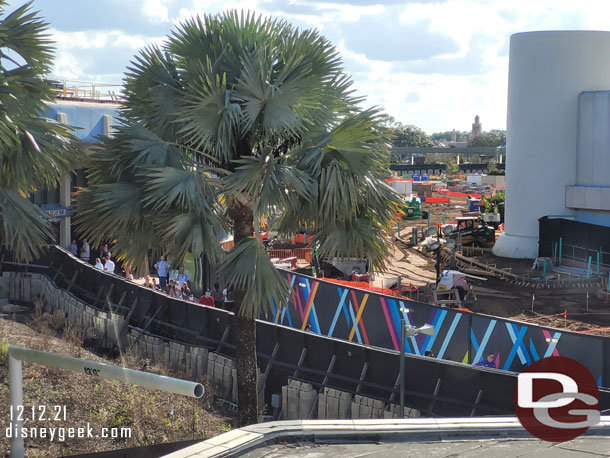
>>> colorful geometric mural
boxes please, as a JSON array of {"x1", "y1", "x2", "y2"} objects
[{"x1": 272, "y1": 270, "x2": 608, "y2": 387}]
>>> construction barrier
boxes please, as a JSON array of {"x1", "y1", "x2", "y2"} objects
[
  {"x1": 424, "y1": 197, "x2": 451, "y2": 203},
  {"x1": 294, "y1": 248, "x2": 313, "y2": 263},
  {"x1": 269, "y1": 249, "x2": 294, "y2": 260},
  {"x1": 437, "y1": 190, "x2": 483, "y2": 198},
  {"x1": 319, "y1": 277, "x2": 416, "y2": 298}
]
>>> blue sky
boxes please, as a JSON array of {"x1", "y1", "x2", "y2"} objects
[{"x1": 8, "y1": 0, "x2": 608, "y2": 133}]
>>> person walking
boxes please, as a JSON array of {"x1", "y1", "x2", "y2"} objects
[
  {"x1": 222, "y1": 286, "x2": 235, "y2": 312},
  {"x1": 94, "y1": 258, "x2": 104, "y2": 270},
  {"x1": 177, "y1": 266, "x2": 190, "y2": 288},
  {"x1": 80, "y1": 240, "x2": 90, "y2": 263},
  {"x1": 154, "y1": 256, "x2": 170, "y2": 289},
  {"x1": 69, "y1": 240, "x2": 78, "y2": 257},
  {"x1": 210, "y1": 282, "x2": 223, "y2": 308}
]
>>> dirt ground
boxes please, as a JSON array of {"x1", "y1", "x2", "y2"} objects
[
  {"x1": 0, "y1": 311, "x2": 231, "y2": 457},
  {"x1": 387, "y1": 195, "x2": 610, "y2": 337}
]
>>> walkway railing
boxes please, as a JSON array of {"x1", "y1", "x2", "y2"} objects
[{"x1": 51, "y1": 80, "x2": 124, "y2": 103}]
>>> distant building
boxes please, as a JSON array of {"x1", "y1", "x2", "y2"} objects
[{"x1": 470, "y1": 115, "x2": 482, "y2": 141}]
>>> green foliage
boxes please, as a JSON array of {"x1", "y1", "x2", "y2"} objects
[
  {"x1": 76, "y1": 10, "x2": 400, "y2": 316},
  {"x1": 431, "y1": 130, "x2": 469, "y2": 142},
  {"x1": 481, "y1": 191, "x2": 505, "y2": 220},
  {"x1": 0, "y1": 1, "x2": 80, "y2": 261},
  {"x1": 469, "y1": 131, "x2": 506, "y2": 148},
  {"x1": 488, "y1": 168, "x2": 505, "y2": 176},
  {"x1": 446, "y1": 160, "x2": 459, "y2": 174},
  {"x1": 0, "y1": 339, "x2": 8, "y2": 363},
  {"x1": 378, "y1": 115, "x2": 433, "y2": 147}
]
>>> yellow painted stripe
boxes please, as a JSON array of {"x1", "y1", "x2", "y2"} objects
[
  {"x1": 348, "y1": 293, "x2": 369, "y2": 341},
  {"x1": 301, "y1": 282, "x2": 319, "y2": 330}
]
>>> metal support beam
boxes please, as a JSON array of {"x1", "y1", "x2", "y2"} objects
[
  {"x1": 293, "y1": 347, "x2": 308, "y2": 378},
  {"x1": 355, "y1": 361, "x2": 369, "y2": 394},
  {"x1": 65, "y1": 270, "x2": 79, "y2": 292},
  {"x1": 215, "y1": 324, "x2": 231, "y2": 353}
]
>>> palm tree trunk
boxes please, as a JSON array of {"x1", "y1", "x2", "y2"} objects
[{"x1": 228, "y1": 197, "x2": 258, "y2": 426}]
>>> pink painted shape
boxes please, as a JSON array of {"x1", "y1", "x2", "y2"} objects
[
  {"x1": 542, "y1": 330, "x2": 560, "y2": 356},
  {"x1": 379, "y1": 297, "x2": 399, "y2": 351}
]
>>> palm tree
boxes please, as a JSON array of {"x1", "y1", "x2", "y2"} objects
[
  {"x1": 76, "y1": 11, "x2": 400, "y2": 426},
  {"x1": 0, "y1": 1, "x2": 80, "y2": 261}
]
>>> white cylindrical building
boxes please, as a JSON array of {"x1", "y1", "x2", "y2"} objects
[{"x1": 494, "y1": 31, "x2": 610, "y2": 259}]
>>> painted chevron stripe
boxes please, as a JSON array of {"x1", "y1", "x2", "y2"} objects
[
  {"x1": 505, "y1": 322, "x2": 530, "y2": 366},
  {"x1": 542, "y1": 330, "x2": 561, "y2": 357},
  {"x1": 328, "y1": 288, "x2": 349, "y2": 337},
  {"x1": 348, "y1": 301, "x2": 363, "y2": 344},
  {"x1": 437, "y1": 313, "x2": 462, "y2": 359},
  {"x1": 379, "y1": 297, "x2": 399, "y2": 351},
  {"x1": 300, "y1": 280, "x2": 319, "y2": 330},
  {"x1": 399, "y1": 301, "x2": 420, "y2": 355},
  {"x1": 424, "y1": 309, "x2": 447, "y2": 354},
  {"x1": 473, "y1": 319, "x2": 497, "y2": 365},
  {"x1": 348, "y1": 293, "x2": 369, "y2": 342},
  {"x1": 503, "y1": 324, "x2": 528, "y2": 370},
  {"x1": 350, "y1": 290, "x2": 370, "y2": 345}
]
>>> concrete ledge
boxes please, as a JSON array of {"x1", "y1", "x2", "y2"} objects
[
  {"x1": 566, "y1": 185, "x2": 610, "y2": 211},
  {"x1": 161, "y1": 416, "x2": 610, "y2": 457}
]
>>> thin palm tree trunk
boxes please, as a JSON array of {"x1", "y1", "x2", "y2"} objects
[{"x1": 229, "y1": 198, "x2": 258, "y2": 426}]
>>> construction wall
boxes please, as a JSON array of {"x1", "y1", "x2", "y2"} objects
[{"x1": 3, "y1": 247, "x2": 610, "y2": 407}]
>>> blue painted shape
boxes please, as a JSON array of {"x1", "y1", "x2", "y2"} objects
[
  {"x1": 598, "y1": 376, "x2": 602, "y2": 387},
  {"x1": 309, "y1": 305, "x2": 321, "y2": 333},
  {"x1": 529, "y1": 339, "x2": 540, "y2": 362},
  {"x1": 437, "y1": 313, "x2": 462, "y2": 359},
  {"x1": 399, "y1": 301, "x2": 419, "y2": 355},
  {"x1": 473, "y1": 320, "x2": 497, "y2": 364},
  {"x1": 388, "y1": 298, "x2": 402, "y2": 340},
  {"x1": 422, "y1": 309, "x2": 443, "y2": 351},
  {"x1": 505, "y1": 322, "x2": 531, "y2": 366},
  {"x1": 423, "y1": 309, "x2": 447, "y2": 353},
  {"x1": 543, "y1": 332, "x2": 562, "y2": 358},
  {"x1": 328, "y1": 288, "x2": 349, "y2": 336},
  {"x1": 502, "y1": 325, "x2": 528, "y2": 370},
  {"x1": 339, "y1": 287, "x2": 351, "y2": 324},
  {"x1": 471, "y1": 329, "x2": 480, "y2": 354},
  {"x1": 348, "y1": 302, "x2": 363, "y2": 345}
]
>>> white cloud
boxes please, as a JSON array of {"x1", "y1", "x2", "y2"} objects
[
  {"x1": 40, "y1": 0, "x2": 610, "y2": 132},
  {"x1": 142, "y1": 0, "x2": 172, "y2": 23}
]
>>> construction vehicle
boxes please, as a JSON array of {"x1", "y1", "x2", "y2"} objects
[
  {"x1": 399, "y1": 196, "x2": 424, "y2": 220},
  {"x1": 447, "y1": 216, "x2": 496, "y2": 248}
]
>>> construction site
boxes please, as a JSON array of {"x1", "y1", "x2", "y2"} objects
[{"x1": 378, "y1": 175, "x2": 610, "y2": 337}]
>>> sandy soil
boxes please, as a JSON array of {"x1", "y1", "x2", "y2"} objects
[{"x1": 386, "y1": 194, "x2": 610, "y2": 337}]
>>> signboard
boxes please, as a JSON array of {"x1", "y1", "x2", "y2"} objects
[{"x1": 41, "y1": 205, "x2": 69, "y2": 220}]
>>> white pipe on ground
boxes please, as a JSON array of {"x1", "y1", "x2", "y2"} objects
[{"x1": 8, "y1": 346, "x2": 204, "y2": 458}]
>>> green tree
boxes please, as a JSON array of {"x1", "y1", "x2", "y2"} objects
[
  {"x1": 378, "y1": 115, "x2": 432, "y2": 147},
  {"x1": 431, "y1": 130, "x2": 469, "y2": 142},
  {"x1": 0, "y1": 1, "x2": 80, "y2": 261},
  {"x1": 75, "y1": 12, "x2": 400, "y2": 426},
  {"x1": 468, "y1": 131, "x2": 506, "y2": 147},
  {"x1": 392, "y1": 125, "x2": 433, "y2": 147}
]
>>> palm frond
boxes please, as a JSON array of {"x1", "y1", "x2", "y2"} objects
[
  {"x1": 0, "y1": 187, "x2": 52, "y2": 261},
  {"x1": 218, "y1": 237, "x2": 292, "y2": 319}
]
